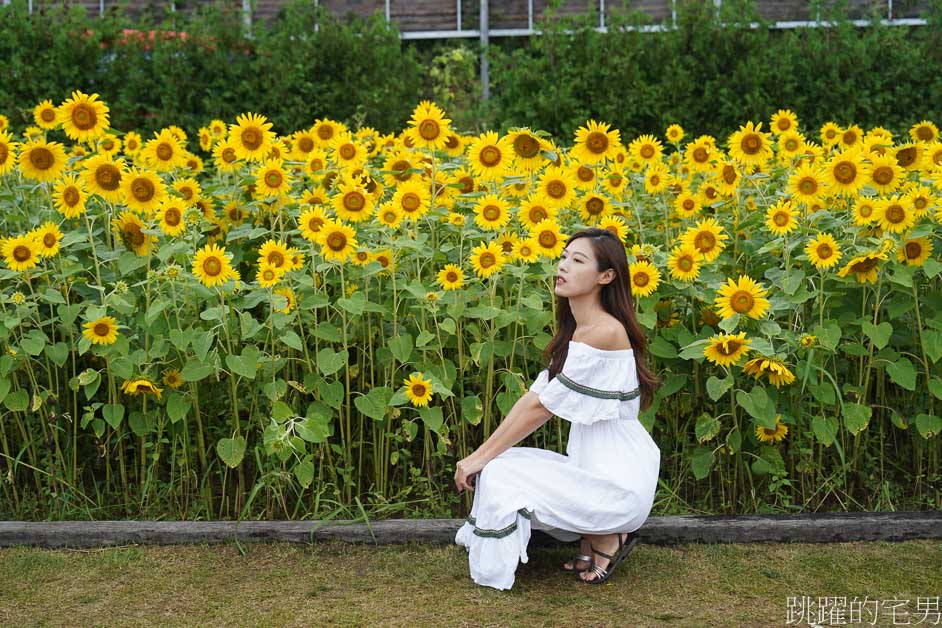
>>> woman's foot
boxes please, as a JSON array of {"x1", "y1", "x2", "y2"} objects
[
  {"x1": 561, "y1": 536, "x2": 592, "y2": 572},
  {"x1": 578, "y1": 532, "x2": 630, "y2": 583}
]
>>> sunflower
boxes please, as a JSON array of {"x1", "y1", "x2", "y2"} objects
[
  {"x1": 894, "y1": 142, "x2": 923, "y2": 171},
  {"x1": 743, "y1": 356, "x2": 795, "y2": 388},
  {"x1": 682, "y1": 218, "x2": 728, "y2": 262},
  {"x1": 330, "y1": 131, "x2": 367, "y2": 170},
  {"x1": 704, "y1": 331, "x2": 752, "y2": 367},
  {"x1": 467, "y1": 131, "x2": 512, "y2": 180},
  {"x1": 470, "y1": 194, "x2": 510, "y2": 231},
  {"x1": 569, "y1": 163, "x2": 597, "y2": 190},
  {"x1": 903, "y1": 185, "x2": 935, "y2": 217},
  {"x1": 728, "y1": 121, "x2": 773, "y2": 167},
  {"x1": 191, "y1": 242, "x2": 239, "y2": 288},
  {"x1": 403, "y1": 372, "x2": 434, "y2": 407},
  {"x1": 140, "y1": 129, "x2": 186, "y2": 172},
  {"x1": 600, "y1": 169, "x2": 629, "y2": 197},
  {"x1": 506, "y1": 128, "x2": 548, "y2": 171},
  {"x1": 52, "y1": 174, "x2": 87, "y2": 218},
  {"x1": 513, "y1": 236, "x2": 541, "y2": 263},
  {"x1": 257, "y1": 239, "x2": 290, "y2": 272},
  {"x1": 391, "y1": 179, "x2": 431, "y2": 222},
  {"x1": 852, "y1": 197, "x2": 878, "y2": 226},
  {"x1": 328, "y1": 177, "x2": 373, "y2": 223},
  {"x1": 33, "y1": 99, "x2": 59, "y2": 130},
  {"x1": 377, "y1": 202, "x2": 405, "y2": 229},
  {"x1": 765, "y1": 199, "x2": 798, "y2": 236},
  {"x1": 628, "y1": 134, "x2": 663, "y2": 165},
  {"x1": 924, "y1": 143, "x2": 942, "y2": 171},
  {"x1": 30, "y1": 222, "x2": 63, "y2": 258},
  {"x1": 665, "y1": 123, "x2": 685, "y2": 143},
  {"x1": 823, "y1": 150, "x2": 866, "y2": 196},
  {"x1": 715, "y1": 275, "x2": 770, "y2": 320},
  {"x1": 837, "y1": 250, "x2": 887, "y2": 284},
  {"x1": 82, "y1": 154, "x2": 126, "y2": 202},
  {"x1": 536, "y1": 166, "x2": 577, "y2": 209},
  {"x1": 667, "y1": 244, "x2": 703, "y2": 282},
  {"x1": 162, "y1": 368, "x2": 183, "y2": 389},
  {"x1": 799, "y1": 334, "x2": 817, "y2": 349},
  {"x1": 120, "y1": 168, "x2": 166, "y2": 213},
  {"x1": 714, "y1": 159, "x2": 741, "y2": 196},
  {"x1": 578, "y1": 193, "x2": 612, "y2": 224},
  {"x1": 629, "y1": 260, "x2": 660, "y2": 298},
  {"x1": 897, "y1": 236, "x2": 932, "y2": 266},
  {"x1": 57, "y1": 90, "x2": 109, "y2": 142},
  {"x1": 518, "y1": 195, "x2": 557, "y2": 229},
  {"x1": 289, "y1": 127, "x2": 317, "y2": 161},
  {"x1": 0, "y1": 130, "x2": 16, "y2": 176},
  {"x1": 350, "y1": 249, "x2": 373, "y2": 267},
  {"x1": 860, "y1": 152, "x2": 903, "y2": 195},
  {"x1": 469, "y1": 241, "x2": 505, "y2": 279},
  {"x1": 529, "y1": 219, "x2": 567, "y2": 259},
  {"x1": 755, "y1": 414, "x2": 788, "y2": 444},
  {"x1": 697, "y1": 182, "x2": 722, "y2": 207},
  {"x1": 805, "y1": 233, "x2": 842, "y2": 270},
  {"x1": 17, "y1": 138, "x2": 67, "y2": 182},
  {"x1": 407, "y1": 100, "x2": 452, "y2": 151},
  {"x1": 112, "y1": 210, "x2": 154, "y2": 256},
  {"x1": 598, "y1": 215, "x2": 629, "y2": 242},
  {"x1": 156, "y1": 198, "x2": 188, "y2": 237},
  {"x1": 674, "y1": 191, "x2": 702, "y2": 219},
  {"x1": 646, "y1": 162, "x2": 674, "y2": 195},
  {"x1": 839, "y1": 124, "x2": 864, "y2": 151},
  {"x1": 82, "y1": 316, "x2": 119, "y2": 346},
  {"x1": 121, "y1": 378, "x2": 163, "y2": 400},
  {"x1": 121, "y1": 130, "x2": 142, "y2": 156},
  {"x1": 373, "y1": 249, "x2": 396, "y2": 273},
  {"x1": 2, "y1": 235, "x2": 41, "y2": 272},
  {"x1": 211, "y1": 138, "x2": 241, "y2": 173},
  {"x1": 317, "y1": 220, "x2": 358, "y2": 263},
  {"x1": 441, "y1": 131, "x2": 465, "y2": 157},
  {"x1": 273, "y1": 287, "x2": 296, "y2": 313},
  {"x1": 312, "y1": 117, "x2": 344, "y2": 147},
  {"x1": 228, "y1": 112, "x2": 274, "y2": 162},
  {"x1": 819, "y1": 121, "x2": 843, "y2": 146},
  {"x1": 437, "y1": 263, "x2": 465, "y2": 291},
  {"x1": 875, "y1": 195, "x2": 915, "y2": 234},
  {"x1": 97, "y1": 133, "x2": 122, "y2": 157},
  {"x1": 910, "y1": 120, "x2": 939, "y2": 144},
  {"x1": 381, "y1": 151, "x2": 419, "y2": 187},
  {"x1": 250, "y1": 159, "x2": 291, "y2": 198},
  {"x1": 776, "y1": 130, "x2": 806, "y2": 161},
  {"x1": 572, "y1": 120, "x2": 621, "y2": 165},
  {"x1": 297, "y1": 206, "x2": 329, "y2": 243},
  {"x1": 770, "y1": 109, "x2": 799, "y2": 135},
  {"x1": 256, "y1": 262, "x2": 283, "y2": 288},
  {"x1": 684, "y1": 136, "x2": 715, "y2": 172}
]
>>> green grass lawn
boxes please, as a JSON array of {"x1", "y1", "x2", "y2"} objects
[{"x1": 1, "y1": 539, "x2": 939, "y2": 626}]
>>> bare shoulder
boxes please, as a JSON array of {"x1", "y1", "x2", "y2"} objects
[{"x1": 577, "y1": 319, "x2": 631, "y2": 351}]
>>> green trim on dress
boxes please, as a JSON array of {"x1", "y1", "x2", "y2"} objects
[
  {"x1": 466, "y1": 508, "x2": 534, "y2": 539},
  {"x1": 556, "y1": 372, "x2": 641, "y2": 401}
]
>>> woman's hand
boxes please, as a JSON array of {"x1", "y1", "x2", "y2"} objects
[{"x1": 454, "y1": 454, "x2": 487, "y2": 493}]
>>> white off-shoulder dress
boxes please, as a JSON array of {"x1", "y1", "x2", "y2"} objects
[{"x1": 454, "y1": 340, "x2": 661, "y2": 590}]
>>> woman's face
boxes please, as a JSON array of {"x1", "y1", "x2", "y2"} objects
[{"x1": 555, "y1": 238, "x2": 613, "y2": 298}]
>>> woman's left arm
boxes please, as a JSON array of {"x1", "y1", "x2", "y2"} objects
[{"x1": 454, "y1": 391, "x2": 552, "y2": 492}]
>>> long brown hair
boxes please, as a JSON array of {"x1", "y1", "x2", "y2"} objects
[{"x1": 542, "y1": 228, "x2": 660, "y2": 412}]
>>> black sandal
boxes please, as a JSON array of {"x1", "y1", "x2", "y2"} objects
[
  {"x1": 559, "y1": 552, "x2": 593, "y2": 573},
  {"x1": 576, "y1": 532, "x2": 639, "y2": 585}
]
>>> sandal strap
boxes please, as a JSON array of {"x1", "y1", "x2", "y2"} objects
[
  {"x1": 590, "y1": 544, "x2": 614, "y2": 561},
  {"x1": 573, "y1": 553, "x2": 593, "y2": 562}
]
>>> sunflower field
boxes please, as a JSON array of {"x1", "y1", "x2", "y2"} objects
[{"x1": 0, "y1": 93, "x2": 940, "y2": 521}]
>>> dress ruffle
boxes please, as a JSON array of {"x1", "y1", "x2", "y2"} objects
[
  {"x1": 528, "y1": 341, "x2": 640, "y2": 425},
  {"x1": 455, "y1": 509, "x2": 532, "y2": 591}
]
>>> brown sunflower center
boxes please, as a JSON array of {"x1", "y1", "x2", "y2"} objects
[
  {"x1": 682, "y1": 198, "x2": 696, "y2": 211},
  {"x1": 784, "y1": 138, "x2": 800, "y2": 151},
  {"x1": 608, "y1": 174, "x2": 623, "y2": 187},
  {"x1": 833, "y1": 161, "x2": 857, "y2": 184},
  {"x1": 267, "y1": 251, "x2": 286, "y2": 268},
  {"x1": 773, "y1": 211, "x2": 790, "y2": 227},
  {"x1": 872, "y1": 166, "x2": 894, "y2": 185},
  {"x1": 42, "y1": 233, "x2": 57, "y2": 248},
  {"x1": 633, "y1": 272, "x2": 650, "y2": 287},
  {"x1": 297, "y1": 137, "x2": 314, "y2": 153},
  {"x1": 63, "y1": 186, "x2": 80, "y2": 206},
  {"x1": 95, "y1": 164, "x2": 122, "y2": 191},
  {"x1": 816, "y1": 243, "x2": 833, "y2": 259},
  {"x1": 741, "y1": 133, "x2": 762, "y2": 154},
  {"x1": 221, "y1": 147, "x2": 237, "y2": 163},
  {"x1": 776, "y1": 118, "x2": 791, "y2": 131},
  {"x1": 858, "y1": 204, "x2": 873, "y2": 218},
  {"x1": 479, "y1": 146, "x2": 502, "y2": 168},
  {"x1": 241, "y1": 127, "x2": 263, "y2": 151},
  {"x1": 586, "y1": 131, "x2": 609, "y2": 155},
  {"x1": 538, "y1": 231, "x2": 557, "y2": 248},
  {"x1": 716, "y1": 340, "x2": 743, "y2": 356},
  {"x1": 478, "y1": 204, "x2": 500, "y2": 221},
  {"x1": 445, "y1": 134, "x2": 460, "y2": 149},
  {"x1": 731, "y1": 290, "x2": 754, "y2": 313},
  {"x1": 585, "y1": 197, "x2": 604, "y2": 215},
  {"x1": 916, "y1": 126, "x2": 935, "y2": 142},
  {"x1": 648, "y1": 174, "x2": 661, "y2": 187},
  {"x1": 479, "y1": 252, "x2": 496, "y2": 268},
  {"x1": 692, "y1": 147, "x2": 708, "y2": 163},
  {"x1": 338, "y1": 143, "x2": 356, "y2": 160},
  {"x1": 418, "y1": 119, "x2": 441, "y2": 140},
  {"x1": 264, "y1": 170, "x2": 283, "y2": 189},
  {"x1": 40, "y1": 108, "x2": 56, "y2": 122},
  {"x1": 0, "y1": 143, "x2": 8, "y2": 164},
  {"x1": 896, "y1": 147, "x2": 917, "y2": 168},
  {"x1": 576, "y1": 166, "x2": 594, "y2": 182},
  {"x1": 884, "y1": 204, "x2": 905, "y2": 224},
  {"x1": 344, "y1": 191, "x2": 365, "y2": 212},
  {"x1": 71, "y1": 104, "x2": 97, "y2": 130},
  {"x1": 327, "y1": 232, "x2": 346, "y2": 251},
  {"x1": 722, "y1": 165, "x2": 737, "y2": 185},
  {"x1": 694, "y1": 231, "x2": 716, "y2": 252},
  {"x1": 29, "y1": 147, "x2": 55, "y2": 170},
  {"x1": 401, "y1": 193, "x2": 421, "y2": 212},
  {"x1": 164, "y1": 207, "x2": 181, "y2": 226},
  {"x1": 678, "y1": 255, "x2": 693, "y2": 272},
  {"x1": 411, "y1": 384, "x2": 427, "y2": 396},
  {"x1": 842, "y1": 130, "x2": 858, "y2": 145},
  {"x1": 640, "y1": 144, "x2": 655, "y2": 159},
  {"x1": 131, "y1": 177, "x2": 155, "y2": 202},
  {"x1": 851, "y1": 258, "x2": 879, "y2": 273},
  {"x1": 316, "y1": 125, "x2": 333, "y2": 141},
  {"x1": 13, "y1": 245, "x2": 31, "y2": 262},
  {"x1": 905, "y1": 242, "x2": 923, "y2": 260},
  {"x1": 446, "y1": 271, "x2": 458, "y2": 282},
  {"x1": 545, "y1": 180, "x2": 566, "y2": 199},
  {"x1": 101, "y1": 138, "x2": 115, "y2": 151},
  {"x1": 203, "y1": 256, "x2": 222, "y2": 276},
  {"x1": 125, "y1": 224, "x2": 145, "y2": 247},
  {"x1": 913, "y1": 196, "x2": 928, "y2": 210},
  {"x1": 94, "y1": 322, "x2": 110, "y2": 336},
  {"x1": 798, "y1": 177, "x2": 817, "y2": 195},
  {"x1": 156, "y1": 142, "x2": 174, "y2": 161},
  {"x1": 530, "y1": 206, "x2": 547, "y2": 222}
]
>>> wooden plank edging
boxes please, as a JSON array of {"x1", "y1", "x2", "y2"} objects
[{"x1": 0, "y1": 511, "x2": 939, "y2": 549}]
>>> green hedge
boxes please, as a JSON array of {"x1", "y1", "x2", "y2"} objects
[{"x1": 1, "y1": 0, "x2": 942, "y2": 140}]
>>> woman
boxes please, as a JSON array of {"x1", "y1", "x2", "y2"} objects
[{"x1": 454, "y1": 227, "x2": 661, "y2": 590}]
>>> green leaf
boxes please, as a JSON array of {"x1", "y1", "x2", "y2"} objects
[
  {"x1": 216, "y1": 436, "x2": 247, "y2": 468},
  {"x1": 169, "y1": 328, "x2": 192, "y2": 351},
  {"x1": 45, "y1": 342, "x2": 69, "y2": 367},
  {"x1": 418, "y1": 405, "x2": 444, "y2": 432},
  {"x1": 128, "y1": 411, "x2": 153, "y2": 436},
  {"x1": 0, "y1": 377, "x2": 9, "y2": 404},
  {"x1": 813, "y1": 321, "x2": 842, "y2": 351},
  {"x1": 293, "y1": 457, "x2": 315, "y2": 488},
  {"x1": 272, "y1": 400, "x2": 294, "y2": 422},
  {"x1": 751, "y1": 446, "x2": 786, "y2": 476},
  {"x1": 460, "y1": 395, "x2": 483, "y2": 425},
  {"x1": 690, "y1": 445, "x2": 714, "y2": 480},
  {"x1": 416, "y1": 330, "x2": 435, "y2": 347},
  {"x1": 57, "y1": 304, "x2": 81, "y2": 327},
  {"x1": 336, "y1": 291, "x2": 366, "y2": 316},
  {"x1": 281, "y1": 330, "x2": 303, "y2": 351},
  {"x1": 726, "y1": 427, "x2": 742, "y2": 454},
  {"x1": 145, "y1": 298, "x2": 169, "y2": 327},
  {"x1": 718, "y1": 314, "x2": 740, "y2": 334},
  {"x1": 20, "y1": 330, "x2": 46, "y2": 356},
  {"x1": 226, "y1": 345, "x2": 261, "y2": 380},
  {"x1": 861, "y1": 321, "x2": 892, "y2": 350},
  {"x1": 706, "y1": 375, "x2": 733, "y2": 401},
  {"x1": 812, "y1": 415, "x2": 838, "y2": 447},
  {"x1": 102, "y1": 403, "x2": 125, "y2": 429},
  {"x1": 180, "y1": 360, "x2": 213, "y2": 382},
  {"x1": 354, "y1": 387, "x2": 392, "y2": 421},
  {"x1": 636, "y1": 308, "x2": 657, "y2": 330},
  {"x1": 842, "y1": 402, "x2": 872, "y2": 435},
  {"x1": 885, "y1": 357, "x2": 916, "y2": 391},
  {"x1": 191, "y1": 330, "x2": 214, "y2": 362},
  {"x1": 923, "y1": 330, "x2": 942, "y2": 364},
  {"x1": 648, "y1": 335, "x2": 677, "y2": 359},
  {"x1": 695, "y1": 413, "x2": 721, "y2": 443},
  {"x1": 166, "y1": 393, "x2": 191, "y2": 424},
  {"x1": 915, "y1": 414, "x2": 941, "y2": 439},
  {"x1": 388, "y1": 334, "x2": 414, "y2": 363},
  {"x1": 929, "y1": 378, "x2": 942, "y2": 401},
  {"x1": 316, "y1": 347, "x2": 347, "y2": 376},
  {"x1": 319, "y1": 379, "x2": 344, "y2": 410},
  {"x1": 736, "y1": 386, "x2": 777, "y2": 429},
  {"x1": 678, "y1": 339, "x2": 710, "y2": 360},
  {"x1": 4, "y1": 389, "x2": 28, "y2": 412}
]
